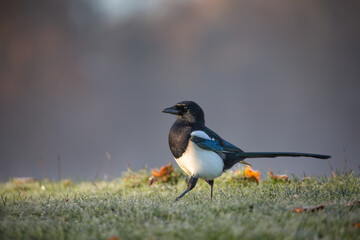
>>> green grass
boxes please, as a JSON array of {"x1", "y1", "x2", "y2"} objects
[{"x1": 0, "y1": 170, "x2": 359, "y2": 240}]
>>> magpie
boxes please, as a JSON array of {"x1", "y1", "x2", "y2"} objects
[{"x1": 163, "y1": 101, "x2": 330, "y2": 201}]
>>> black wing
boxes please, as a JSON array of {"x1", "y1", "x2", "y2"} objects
[
  {"x1": 202, "y1": 127, "x2": 244, "y2": 152},
  {"x1": 190, "y1": 135, "x2": 243, "y2": 153},
  {"x1": 189, "y1": 135, "x2": 252, "y2": 166}
]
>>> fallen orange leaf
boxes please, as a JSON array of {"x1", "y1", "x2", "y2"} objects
[
  {"x1": 244, "y1": 165, "x2": 260, "y2": 183},
  {"x1": 151, "y1": 163, "x2": 174, "y2": 177},
  {"x1": 149, "y1": 163, "x2": 175, "y2": 186},
  {"x1": 354, "y1": 223, "x2": 360, "y2": 228},
  {"x1": 292, "y1": 207, "x2": 304, "y2": 213}
]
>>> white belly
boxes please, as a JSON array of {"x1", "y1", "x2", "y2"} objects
[{"x1": 175, "y1": 132, "x2": 224, "y2": 180}]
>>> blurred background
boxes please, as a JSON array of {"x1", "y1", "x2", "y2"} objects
[{"x1": 1, "y1": 0, "x2": 359, "y2": 181}]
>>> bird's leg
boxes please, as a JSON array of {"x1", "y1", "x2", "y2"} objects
[
  {"x1": 206, "y1": 180, "x2": 214, "y2": 200},
  {"x1": 175, "y1": 175, "x2": 198, "y2": 201}
]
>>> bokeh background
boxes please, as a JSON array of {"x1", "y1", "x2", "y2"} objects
[{"x1": 1, "y1": 0, "x2": 359, "y2": 181}]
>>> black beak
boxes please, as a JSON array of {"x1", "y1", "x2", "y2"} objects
[{"x1": 162, "y1": 106, "x2": 180, "y2": 115}]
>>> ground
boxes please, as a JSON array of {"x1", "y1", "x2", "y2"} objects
[{"x1": 0, "y1": 169, "x2": 359, "y2": 240}]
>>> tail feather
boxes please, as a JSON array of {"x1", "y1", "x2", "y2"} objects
[{"x1": 236, "y1": 152, "x2": 330, "y2": 159}]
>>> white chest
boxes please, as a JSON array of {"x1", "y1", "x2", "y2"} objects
[{"x1": 175, "y1": 131, "x2": 224, "y2": 180}]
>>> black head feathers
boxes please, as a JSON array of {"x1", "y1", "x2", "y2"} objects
[{"x1": 162, "y1": 101, "x2": 205, "y2": 123}]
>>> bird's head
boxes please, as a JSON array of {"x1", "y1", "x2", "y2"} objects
[{"x1": 162, "y1": 101, "x2": 205, "y2": 123}]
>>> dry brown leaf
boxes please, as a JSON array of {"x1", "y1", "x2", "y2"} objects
[
  {"x1": 148, "y1": 176, "x2": 155, "y2": 186},
  {"x1": 354, "y1": 223, "x2": 360, "y2": 228},
  {"x1": 107, "y1": 236, "x2": 120, "y2": 240},
  {"x1": 292, "y1": 204, "x2": 325, "y2": 213},
  {"x1": 346, "y1": 199, "x2": 360, "y2": 207},
  {"x1": 268, "y1": 167, "x2": 289, "y2": 181}
]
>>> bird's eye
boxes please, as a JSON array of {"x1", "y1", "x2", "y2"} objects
[{"x1": 183, "y1": 106, "x2": 188, "y2": 112}]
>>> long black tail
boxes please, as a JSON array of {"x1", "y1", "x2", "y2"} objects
[{"x1": 236, "y1": 152, "x2": 330, "y2": 159}]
